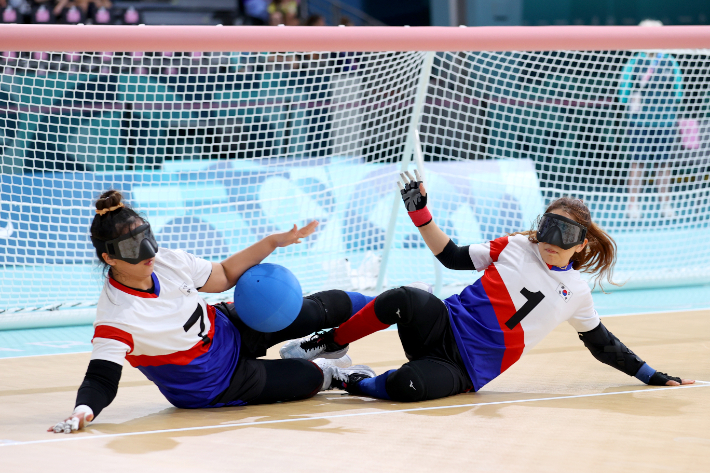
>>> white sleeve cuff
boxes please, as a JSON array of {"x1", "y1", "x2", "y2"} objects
[{"x1": 73, "y1": 405, "x2": 94, "y2": 419}]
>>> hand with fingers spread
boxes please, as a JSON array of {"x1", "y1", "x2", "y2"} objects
[
  {"x1": 398, "y1": 169, "x2": 432, "y2": 227},
  {"x1": 271, "y1": 220, "x2": 319, "y2": 248},
  {"x1": 48, "y1": 406, "x2": 93, "y2": 434}
]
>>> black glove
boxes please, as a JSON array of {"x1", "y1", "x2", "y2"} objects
[
  {"x1": 397, "y1": 169, "x2": 432, "y2": 227},
  {"x1": 398, "y1": 170, "x2": 427, "y2": 212},
  {"x1": 648, "y1": 371, "x2": 682, "y2": 386}
]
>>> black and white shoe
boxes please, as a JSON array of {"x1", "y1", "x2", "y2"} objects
[
  {"x1": 313, "y1": 359, "x2": 375, "y2": 392},
  {"x1": 316, "y1": 354, "x2": 352, "y2": 369},
  {"x1": 279, "y1": 329, "x2": 348, "y2": 361}
]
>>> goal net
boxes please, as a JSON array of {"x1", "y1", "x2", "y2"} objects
[{"x1": 1, "y1": 27, "x2": 709, "y2": 327}]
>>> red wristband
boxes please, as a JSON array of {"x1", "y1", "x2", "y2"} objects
[{"x1": 408, "y1": 207, "x2": 433, "y2": 227}]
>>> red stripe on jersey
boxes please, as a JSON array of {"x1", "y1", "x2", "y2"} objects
[
  {"x1": 489, "y1": 236, "x2": 509, "y2": 263},
  {"x1": 109, "y1": 276, "x2": 158, "y2": 299},
  {"x1": 480, "y1": 264, "x2": 525, "y2": 373},
  {"x1": 93, "y1": 325, "x2": 135, "y2": 354},
  {"x1": 125, "y1": 304, "x2": 217, "y2": 368}
]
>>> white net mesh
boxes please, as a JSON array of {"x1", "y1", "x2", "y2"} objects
[
  {"x1": 1, "y1": 49, "x2": 709, "y2": 322},
  {"x1": 419, "y1": 50, "x2": 710, "y2": 289}
]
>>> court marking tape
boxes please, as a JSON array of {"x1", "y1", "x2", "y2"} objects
[
  {"x1": 2, "y1": 382, "x2": 709, "y2": 447},
  {"x1": 0, "y1": 351, "x2": 92, "y2": 360}
]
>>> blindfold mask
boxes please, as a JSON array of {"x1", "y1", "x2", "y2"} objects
[
  {"x1": 91, "y1": 223, "x2": 159, "y2": 264},
  {"x1": 537, "y1": 213, "x2": 587, "y2": 250}
]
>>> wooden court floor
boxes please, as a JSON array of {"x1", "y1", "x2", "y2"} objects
[{"x1": 1, "y1": 310, "x2": 709, "y2": 472}]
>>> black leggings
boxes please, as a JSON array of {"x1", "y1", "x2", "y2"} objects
[
  {"x1": 210, "y1": 290, "x2": 353, "y2": 406},
  {"x1": 373, "y1": 286, "x2": 473, "y2": 402}
]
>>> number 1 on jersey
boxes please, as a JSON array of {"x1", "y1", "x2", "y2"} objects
[{"x1": 505, "y1": 288, "x2": 545, "y2": 330}]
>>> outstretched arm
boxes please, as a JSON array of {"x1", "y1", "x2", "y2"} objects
[
  {"x1": 578, "y1": 322, "x2": 694, "y2": 387},
  {"x1": 200, "y1": 221, "x2": 319, "y2": 293},
  {"x1": 49, "y1": 359, "x2": 122, "y2": 434}
]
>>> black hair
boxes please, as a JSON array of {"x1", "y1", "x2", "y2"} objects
[{"x1": 90, "y1": 189, "x2": 143, "y2": 271}]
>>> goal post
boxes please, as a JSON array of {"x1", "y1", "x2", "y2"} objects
[{"x1": 1, "y1": 25, "x2": 710, "y2": 329}]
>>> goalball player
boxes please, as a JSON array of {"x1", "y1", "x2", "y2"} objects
[
  {"x1": 280, "y1": 170, "x2": 694, "y2": 402},
  {"x1": 50, "y1": 190, "x2": 375, "y2": 434}
]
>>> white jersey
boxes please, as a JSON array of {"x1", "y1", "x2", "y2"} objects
[
  {"x1": 91, "y1": 248, "x2": 241, "y2": 408},
  {"x1": 444, "y1": 234, "x2": 600, "y2": 391}
]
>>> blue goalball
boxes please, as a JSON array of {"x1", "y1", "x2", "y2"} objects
[{"x1": 232, "y1": 263, "x2": 303, "y2": 333}]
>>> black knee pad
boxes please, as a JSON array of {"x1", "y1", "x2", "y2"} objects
[
  {"x1": 306, "y1": 290, "x2": 352, "y2": 327},
  {"x1": 257, "y1": 359, "x2": 324, "y2": 404},
  {"x1": 299, "y1": 360, "x2": 325, "y2": 399},
  {"x1": 374, "y1": 287, "x2": 413, "y2": 325},
  {"x1": 385, "y1": 363, "x2": 427, "y2": 402}
]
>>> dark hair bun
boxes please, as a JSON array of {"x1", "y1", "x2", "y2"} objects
[{"x1": 95, "y1": 189, "x2": 123, "y2": 212}]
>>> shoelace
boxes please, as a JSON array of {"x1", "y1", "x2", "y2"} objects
[{"x1": 300, "y1": 331, "x2": 328, "y2": 351}]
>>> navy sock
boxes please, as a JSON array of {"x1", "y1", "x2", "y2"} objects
[
  {"x1": 355, "y1": 370, "x2": 394, "y2": 400},
  {"x1": 345, "y1": 291, "x2": 375, "y2": 316}
]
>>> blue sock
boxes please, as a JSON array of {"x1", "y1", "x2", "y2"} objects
[
  {"x1": 345, "y1": 291, "x2": 375, "y2": 316},
  {"x1": 355, "y1": 370, "x2": 394, "y2": 400}
]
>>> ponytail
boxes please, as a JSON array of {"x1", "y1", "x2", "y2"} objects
[{"x1": 575, "y1": 219, "x2": 618, "y2": 291}]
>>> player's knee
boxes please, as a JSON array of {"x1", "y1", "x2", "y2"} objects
[
  {"x1": 374, "y1": 287, "x2": 413, "y2": 325},
  {"x1": 298, "y1": 359, "x2": 325, "y2": 399},
  {"x1": 385, "y1": 364, "x2": 427, "y2": 402},
  {"x1": 306, "y1": 290, "x2": 353, "y2": 327}
]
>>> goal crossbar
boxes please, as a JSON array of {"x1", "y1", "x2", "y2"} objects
[{"x1": 1, "y1": 25, "x2": 710, "y2": 52}]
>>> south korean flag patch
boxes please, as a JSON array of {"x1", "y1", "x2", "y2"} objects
[{"x1": 556, "y1": 283, "x2": 572, "y2": 303}]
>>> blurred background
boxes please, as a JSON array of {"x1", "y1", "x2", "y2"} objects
[{"x1": 1, "y1": 0, "x2": 708, "y2": 27}]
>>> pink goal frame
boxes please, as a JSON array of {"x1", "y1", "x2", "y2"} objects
[{"x1": 0, "y1": 25, "x2": 709, "y2": 52}]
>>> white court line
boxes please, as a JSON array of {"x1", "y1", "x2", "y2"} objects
[
  {"x1": 3, "y1": 382, "x2": 709, "y2": 448},
  {"x1": 0, "y1": 351, "x2": 92, "y2": 360}
]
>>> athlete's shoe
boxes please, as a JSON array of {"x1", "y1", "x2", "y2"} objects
[
  {"x1": 317, "y1": 354, "x2": 352, "y2": 369},
  {"x1": 313, "y1": 358, "x2": 375, "y2": 392},
  {"x1": 330, "y1": 365, "x2": 375, "y2": 393},
  {"x1": 279, "y1": 329, "x2": 348, "y2": 361}
]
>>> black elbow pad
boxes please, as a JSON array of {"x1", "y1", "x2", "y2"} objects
[
  {"x1": 578, "y1": 322, "x2": 645, "y2": 377},
  {"x1": 435, "y1": 240, "x2": 476, "y2": 271}
]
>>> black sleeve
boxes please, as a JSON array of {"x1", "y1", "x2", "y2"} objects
[
  {"x1": 578, "y1": 322, "x2": 646, "y2": 377},
  {"x1": 75, "y1": 359, "x2": 122, "y2": 418},
  {"x1": 435, "y1": 239, "x2": 476, "y2": 271}
]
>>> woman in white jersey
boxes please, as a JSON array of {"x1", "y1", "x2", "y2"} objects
[
  {"x1": 50, "y1": 190, "x2": 374, "y2": 434},
  {"x1": 280, "y1": 170, "x2": 693, "y2": 402}
]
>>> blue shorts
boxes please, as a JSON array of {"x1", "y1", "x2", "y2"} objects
[{"x1": 627, "y1": 125, "x2": 677, "y2": 161}]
